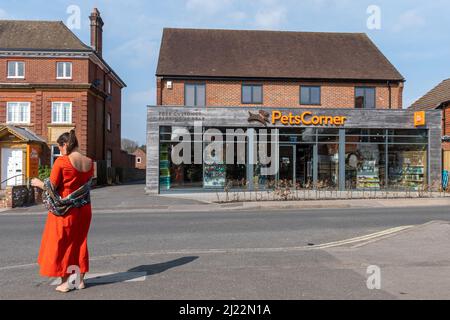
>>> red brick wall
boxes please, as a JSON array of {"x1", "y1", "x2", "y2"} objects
[
  {"x1": 0, "y1": 57, "x2": 89, "y2": 83},
  {"x1": 159, "y1": 79, "x2": 403, "y2": 109},
  {"x1": 0, "y1": 56, "x2": 127, "y2": 168},
  {"x1": 0, "y1": 90, "x2": 88, "y2": 152},
  {"x1": 133, "y1": 149, "x2": 147, "y2": 170}
]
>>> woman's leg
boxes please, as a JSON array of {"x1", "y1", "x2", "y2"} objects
[
  {"x1": 55, "y1": 275, "x2": 70, "y2": 292},
  {"x1": 78, "y1": 273, "x2": 86, "y2": 289}
]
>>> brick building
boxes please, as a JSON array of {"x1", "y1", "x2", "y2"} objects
[
  {"x1": 409, "y1": 78, "x2": 450, "y2": 171},
  {"x1": 146, "y1": 28, "x2": 441, "y2": 194},
  {"x1": 156, "y1": 29, "x2": 404, "y2": 109},
  {"x1": 133, "y1": 148, "x2": 147, "y2": 170},
  {"x1": 0, "y1": 8, "x2": 130, "y2": 186}
]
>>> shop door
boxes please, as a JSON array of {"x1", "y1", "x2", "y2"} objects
[
  {"x1": 1, "y1": 148, "x2": 23, "y2": 189},
  {"x1": 296, "y1": 144, "x2": 314, "y2": 188},
  {"x1": 278, "y1": 145, "x2": 296, "y2": 187}
]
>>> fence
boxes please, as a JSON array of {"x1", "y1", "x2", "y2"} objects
[{"x1": 215, "y1": 184, "x2": 450, "y2": 203}]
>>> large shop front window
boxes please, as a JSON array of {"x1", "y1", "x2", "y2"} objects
[{"x1": 159, "y1": 126, "x2": 429, "y2": 192}]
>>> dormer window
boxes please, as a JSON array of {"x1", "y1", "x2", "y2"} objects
[
  {"x1": 57, "y1": 62, "x2": 72, "y2": 79},
  {"x1": 7, "y1": 61, "x2": 25, "y2": 79}
]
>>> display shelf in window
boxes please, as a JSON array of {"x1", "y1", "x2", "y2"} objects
[
  {"x1": 356, "y1": 160, "x2": 381, "y2": 190},
  {"x1": 203, "y1": 149, "x2": 226, "y2": 188},
  {"x1": 159, "y1": 144, "x2": 171, "y2": 190}
]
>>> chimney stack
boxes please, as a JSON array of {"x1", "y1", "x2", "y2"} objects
[{"x1": 89, "y1": 8, "x2": 104, "y2": 57}]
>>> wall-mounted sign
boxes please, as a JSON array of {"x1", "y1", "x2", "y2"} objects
[
  {"x1": 26, "y1": 145, "x2": 40, "y2": 178},
  {"x1": 414, "y1": 111, "x2": 426, "y2": 127},
  {"x1": 271, "y1": 111, "x2": 347, "y2": 126}
]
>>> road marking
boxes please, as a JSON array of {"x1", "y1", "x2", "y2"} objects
[
  {"x1": 312, "y1": 225, "x2": 414, "y2": 249},
  {"x1": 0, "y1": 225, "x2": 415, "y2": 271}
]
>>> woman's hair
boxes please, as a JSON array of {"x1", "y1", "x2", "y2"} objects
[{"x1": 57, "y1": 130, "x2": 79, "y2": 154}]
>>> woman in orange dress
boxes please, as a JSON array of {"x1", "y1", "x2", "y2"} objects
[{"x1": 31, "y1": 130, "x2": 94, "y2": 293}]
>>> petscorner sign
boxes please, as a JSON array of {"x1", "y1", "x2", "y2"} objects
[{"x1": 271, "y1": 111, "x2": 347, "y2": 126}]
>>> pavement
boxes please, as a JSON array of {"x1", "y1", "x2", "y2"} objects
[
  {"x1": 0, "y1": 203, "x2": 449, "y2": 300},
  {"x1": 2, "y1": 182, "x2": 450, "y2": 215}
]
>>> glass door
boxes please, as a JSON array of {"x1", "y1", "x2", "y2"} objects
[{"x1": 278, "y1": 145, "x2": 295, "y2": 187}]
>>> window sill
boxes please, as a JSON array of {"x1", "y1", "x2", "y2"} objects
[
  {"x1": 48, "y1": 123, "x2": 75, "y2": 127},
  {"x1": 56, "y1": 77, "x2": 73, "y2": 80},
  {"x1": 7, "y1": 77, "x2": 25, "y2": 80},
  {"x1": 6, "y1": 122, "x2": 31, "y2": 126}
]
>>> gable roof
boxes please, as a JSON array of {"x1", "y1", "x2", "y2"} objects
[
  {"x1": 156, "y1": 28, "x2": 404, "y2": 81},
  {"x1": 0, "y1": 125, "x2": 46, "y2": 143},
  {"x1": 0, "y1": 20, "x2": 92, "y2": 51},
  {"x1": 409, "y1": 79, "x2": 450, "y2": 111}
]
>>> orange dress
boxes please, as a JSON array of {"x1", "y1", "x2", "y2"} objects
[{"x1": 37, "y1": 155, "x2": 94, "y2": 277}]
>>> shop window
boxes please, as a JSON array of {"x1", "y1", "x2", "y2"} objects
[
  {"x1": 355, "y1": 87, "x2": 375, "y2": 109},
  {"x1": 7, "y1": 61, "x2": 25, "y2": 78},
  {"x1": 242, "y1": 84, "x2": 263, "y2": 104},
  {"x1": 388, "y1": 144, "x2": 427, "y2": 191},
  {"x1": 185, "y1": 84, "x2": 206, "y2": 107},
  {"x1": 345, "y1": 144, "x2": 386, "y2": 190},
  {"x1": 300, "y1": 86, "x2": 321, "y2": 105},
  {"x1": 7, "y1": 102, "x2": 30, "y2": 124},
  {"x1": 52, "y1": 102, "x2": 72, "y2": 124},
  {"x1": 317, "y1": 143, "x2": 339, "y2": 189},
  {"x1": 56, "y1": 62, "x2": 72, "y2": 79},
  {"x1": 160, "y1": 126, "x2": 204, "y2": 190}
]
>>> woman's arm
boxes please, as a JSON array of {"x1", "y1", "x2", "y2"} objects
[
  {"x1": 32, "y1": 159, "x2": 63, "y2": 190},
  {"x1": 31, "y1": 178, "x2": 44, "y2": 190}
]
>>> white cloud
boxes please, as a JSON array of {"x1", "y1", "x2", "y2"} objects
[
  {"x1": 393, "y1": 9, "x2": 426, "y2": 32},
  {"x1": 0, "y1": 8, "x2": 8, "y2": 19},
  {"x1": 254, "y1": 6, "x2": 286, "y2": 29},
  {"x1": 186, "y1": 0, "x2": 233, "y2": 16},
  {"x1": 228, "y1": 11, "x2": 247, "y2": 22},
  {"x1": 110, "y1": 37, "x2": 158, "y2": 68},
  {"x1": 125, "y1": 89, "x2": 155, "y2": 107}
]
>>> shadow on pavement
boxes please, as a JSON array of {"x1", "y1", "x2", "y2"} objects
[{"x1": 85, "y1": 256, "x2": 199, "y2": 288}]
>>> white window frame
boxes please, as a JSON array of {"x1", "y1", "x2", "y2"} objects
[
  {"x1": 6, "y1": 102, "x2": 30, "y2": 124},
  {"x1": 51, "y1": 102, "x2": 73, "y2": 124},
  {"x1": 107, "y1": 112, "x2": 111, "y2": 132},
  {"x1": 107, "y1": 79, "x2": 112, "y2": 94},
  {"x1": 136, "y1": 157, "x2": 142, "y2": 164},
  {"x1": 56, "y1": 62, "x2": 72, "y2": 79},
  {"x1": 7, "y1": 61, "x2": 25, "y2": 79},
  {"x1": 106, "y1": 150, "x2": 112, "y2": 168}
]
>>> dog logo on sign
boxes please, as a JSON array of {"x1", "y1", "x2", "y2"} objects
[{"x1": 248, "y1": 110, "x2": 270, "y2": 126}]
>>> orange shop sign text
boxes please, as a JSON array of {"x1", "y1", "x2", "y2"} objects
[{"x1": 271, "y1": 111, "x2": 347, "y2": 126}]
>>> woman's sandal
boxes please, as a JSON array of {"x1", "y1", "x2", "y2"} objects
[{"x1": 55, "y1": 283, "x2": 74, "y2": 293}]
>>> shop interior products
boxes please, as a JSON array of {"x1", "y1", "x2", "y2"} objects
[
  {"x1": 389, "y1": 151, "x2": 425, "y2": 190},
  {"x1": 159, "y1": 144, "x2": 171, "y2": 190}
]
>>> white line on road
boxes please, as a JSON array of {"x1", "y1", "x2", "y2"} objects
[{"x1": 0, "y1": 225, "x2": 415, "y2": 271}]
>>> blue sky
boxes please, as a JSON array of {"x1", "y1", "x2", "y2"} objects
[{"x1": 1, "y1": 0, "x2": 449, "y2": 144}]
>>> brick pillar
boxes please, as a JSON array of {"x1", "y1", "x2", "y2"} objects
[{"x1": 156, "y1": 77, "x2": 162, "y2": 105}]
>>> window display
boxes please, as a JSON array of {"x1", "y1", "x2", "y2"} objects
[{"x1": 389, "y1": 148, "x2": 427, "y2": 190}]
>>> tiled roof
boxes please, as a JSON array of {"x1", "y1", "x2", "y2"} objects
[
  {"x1": 157, "y1": 28, "x2": 404, "y2": 81},
  {"x1": 409, "y1": 79, "x2": 450, "y2": 110},
  {"x1": 0, "y1": 125, "x2": 46, "y2": 143},
  {"x1": 0, "y1": 20, "x2": 92, "y2": 51}
]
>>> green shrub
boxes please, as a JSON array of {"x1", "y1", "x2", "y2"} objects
[{"x1": 38, "y1": 166, "x2": 51, "y2": 181}]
